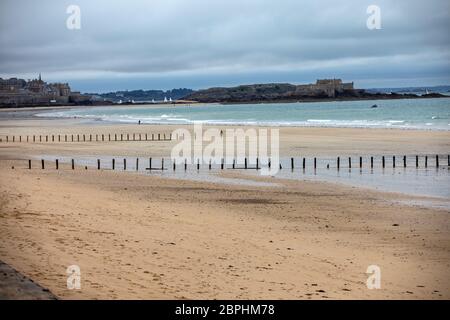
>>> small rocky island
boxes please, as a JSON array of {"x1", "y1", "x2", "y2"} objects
[{"x1": 185, "y1": 79, "x2": 446, "y2": 103}]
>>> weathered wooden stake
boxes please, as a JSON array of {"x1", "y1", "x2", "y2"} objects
[
  {"x1": 425, "y1": 156, "x2": 428, "y2": 168},
  {"x1": 314, "y1": 157, "x2": 317, "y2": 169},
  {"x1": 112, "y1": 159, "x2": 115, "y2": 170},
  {"x1": 221, "y1": 158, "x2": 225, "y2": 170},
  {"x1": 302, "y1": 158, "x2": 306, "y2": 169},
  {"x1": 123, "y1": 159, "x2": 127, "y2": 170},
  {"x1": 98, "y1": 159, "x2": 100, "y2": 170},
  {"x1": 337, "y1": 157, "x2": 340, "y2": 170},
  {"x1": 436, "y1": 155, "x2": 439, "y2": 167},
  {"x1": 393, "y1": 156, "x2": 396, "y2": 168},
  {"x1": 370, "y1": 156, "x2": 373, "y2": 169},
  {"x1": 184, "y1": 158, "x2": 187, "y2": 171},
  {"x1": 162, "y1": 158, "x2": 165, "y2": 170},
  {"x1": 71, "y1": 159, "x2": 75, "y2": 170},
  {"x1": 245, "y1": 158, "x2": 247, "y2": 169},
  {"x1": 359, "y1": 157, "x2": 362, "y2": 168},
  {"x1": 291, "y1": 157, "x2": 294, "y2": 170},
  {"x1": 382, "y1": 156, "x2": 385, "y2": 168},
  {"x1": 348, "y1": 157, "x2": 351, "y2": 169},
  {"x1": 56, "y1": 159, "x2": 59, "y2": 170},
  {"x1": 196, "y1": 159, "x2": 199, "y2": 170},
  {"x1": 41, "y1": 159, "x2": 45, "y2": 169},
  {"x1": 28, "y1": 160, "x2": 31, "y2": 169},
  {"x1": 403, "y1": 156, "x2": 406, "y2": 168},
  {"x1": 149, "y1": 158, "x2": 152, "y2": 170},
  {"x1": 209, "y1": 159, "x2": 212, "y2": 170},
  {"x1": 416, "y1": 155, "x2": 419, "y2": 168},
  {"x1": 136, "y1": 158, "x2": 139, "y2": 171}
]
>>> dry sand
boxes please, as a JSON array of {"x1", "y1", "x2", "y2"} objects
[{"x1": 0, "y1": 115, "x2": 449, "y2": 299}]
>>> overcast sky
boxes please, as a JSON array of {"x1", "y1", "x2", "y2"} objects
[{"x1": 0, "y1": 0, "x2": 449, "y2": 92}]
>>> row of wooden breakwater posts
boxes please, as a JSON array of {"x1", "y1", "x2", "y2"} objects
[
  {"x1": 0, "y1": 133, "x2": 173, "y2": 143},
  {"x1": 13, "y1": 154, "x2": 450, "y2": 171}
]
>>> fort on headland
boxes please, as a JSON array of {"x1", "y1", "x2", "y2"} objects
[
  {"x1": 184, "y1": 79, "x2": 367, "y2": 103},
  {"x1": 0, "y1": 74, "x2": 91, "y2": 107}
]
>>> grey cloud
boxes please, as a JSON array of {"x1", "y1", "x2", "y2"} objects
[{"x1": 0, "y1": 0, "x2": 449, "y2": 91}]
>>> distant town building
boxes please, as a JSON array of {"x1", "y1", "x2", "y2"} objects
[{"x1": 0, "y1": 74, "x2": 91, "y2": 107}]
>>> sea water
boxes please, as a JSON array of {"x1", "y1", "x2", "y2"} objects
[{"x1": 39, "y1": 97, "x2": 450, "y2": 130}]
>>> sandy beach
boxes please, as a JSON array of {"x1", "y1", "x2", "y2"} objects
[{"x1": 0, "y1": 111, "x2": 449, "y2": 299}]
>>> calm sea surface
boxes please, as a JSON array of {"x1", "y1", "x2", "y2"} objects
[{"x1": 40, "y1": 97, "x2": 450, "y2": 130}]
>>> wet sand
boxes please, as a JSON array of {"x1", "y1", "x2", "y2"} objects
[{"x1": 0, "y1": 113, "x2": 449, "y2": 299}]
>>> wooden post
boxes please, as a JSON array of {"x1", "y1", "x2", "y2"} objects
[
  {"x1": 33, "y1": 135, "x2": 35, "y2": 142},
  {"x1": 184, "y1": 158, "x2": 187, "y2": 171},
  {"x1": 382, "y1": 156, "x2": 385, "y2": 168},
  {"x1": 115, "y1": 134, "x2": 117, "y2": 141},
  {"x1": 436, "y1": 155, "x2": 439, "y2": 167},
  {"x1": 102, "y1": 134, "x2": 104, "y2": 141},
  {"x1": 133, "y1": 133, "x2": 135, "y2": 141},
  {"x1": 416, "y1": 155, "x2": 419, "y2": 168},
  {"x1": 359, "y1": 156, "x2": 362, "y2": 168},
  {"x1": 121, "y1": 134, "x2": 123, "y2": 141},
  {"x1": 393, "y1": 156, "x2": 396, "y2": 168},
  {"x1": 52, "y1": 135, "x2": 54, "y2": 142},
  {"x1": 370, "y1": 157, "x2": 373, "y2": 169},
  {"x1": 20, "y1": 136, "x2": 22, "y2": 142},
  {"x1": 314, "y1": 157, "x2": 317, "y2": 169},
  {"x1": 6, "y1": 136, "x2": 8, "y2": 142},
  {"x1": 173, "y1": 160, "x2": 176, "y2": 171},
  {"x1": 56, "y1": 159, "x2": 59, "y2": 170},
  {"x1": 256, "y1": 157, "x2": 259, "y2": 170},
  {"x1": 337, "y1": 157, "x2": 340, "y2": 170},
  {"x1": 425, "y1": 155, "x2": 428, "y2": 168},
  {"x1": 139, "y1": 134, "x2": 141, "y2": 141},
  {"x1": 448, "y1": 155, "x2": 450, "y2": 167},
  {"x1": 291, "y1": 157, "x2": 294, "y2": 170},
  {"x1": 28, "y1": 160, "x2": 31, "y2": 169},
  {"x1": 196, "y1": 159, "x2": 199, "y2": 170},
  {"x1": 127, "y1": 134, "x2": 129, "y2": 141},
  {"x1": 149, "y1": 158, "x2": 152, "y2": 171},
  {"x1": 98, "y1": 159, "x2": 100, "y2": 170},
  {"x1": 72, "y1": 159, "x2": 75, "y2": 170},
  {"x1": 58, "y1": 135, "x2": 60, "y2": 142},
  {"x1": 162, "y1": 158, "x2": 165, "y2": 170},
  {"x1": 170, "y1": 133, "x2": 172, "y2": 140},
  {"x1": 83, "y1": 134, "x2": 85, "y2": 142},
  {"x1": 96, "y1": 134, "x2": 98, "y2": 141},
  {"x1": 209, "y1": 159, "x2": 212, "y2": 170},
  {"x1": 136, "y1": 158, "x2": 139, "y2": 171},
  {"x1": 268, "y1": 158, "x2": 271, "y2": 169},
  {"x1": 27, "y1": 136, "x2": 29, "y2": 142},
  {"x1": 90, "y1": 134, "x2": 92, "y2": 142},
  {"x1": 245, "y1": 158, "x2": 247, "y2": 169},
  {"x1": 123, "y1": 159, "x2": 127, "y2": 171},
  {"x1": 112, "y1": 159, "x2": 115, "y2": 170},
  {"x1": 152, "y1": 133, "x2": 154, "y2": 141},
  {"x1": 77, "y1": 134, "x2": 79, "y2": 142},
  {"x1": 41, "y1": 159, "x2": 44, "y2": 169},
  {"x1": 302, "y1": 158, "x2": 306, "y2": 169},
  {"x1": 71, "y1": 135, "x2": 73, "y2": 142},
  {"x1": 348, "y1": 157, "x2": 351, "y2": 169},
  {"x1": 232, "y1": 159, "x2": 235, "y2": 169},
  {"x1": 221, "y1": 158, "x2": 224, "y2": 170},
  {"x1": 403, "y1": 156, "x2": 406, "y2": 168}
]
